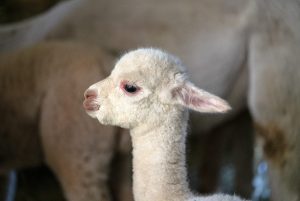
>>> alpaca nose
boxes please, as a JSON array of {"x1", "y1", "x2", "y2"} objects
[
  {"x1": 84, "y1": 88, "x2": 98, "y2": 99},
  {"x1": 83, "y1": 88, "x2": 100, "y2": 112}
]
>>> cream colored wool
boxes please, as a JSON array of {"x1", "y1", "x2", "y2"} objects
[{"x1": 84, "y1": 48, "x2": 248, "y2": 201}]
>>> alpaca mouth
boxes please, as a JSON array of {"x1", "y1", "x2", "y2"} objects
[{"x1": 83, "y1": 99, "x2": 100, "y2": 111}]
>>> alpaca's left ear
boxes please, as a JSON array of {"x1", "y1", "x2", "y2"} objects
[{"x1": 170, "y1": 82, "x2": 231, "y2": 113}]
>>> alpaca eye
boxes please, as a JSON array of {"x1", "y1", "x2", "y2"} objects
[
  {"x1": 121, "y1": 81, "x2": 141, "y2": 95},
  {"x1": 125, "y1": 84, "x2": 137, "y2": 93}
]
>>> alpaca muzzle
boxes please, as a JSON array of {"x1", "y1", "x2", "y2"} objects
[{"x1": 83, "y1": 89, "x2": 100, "y2": 111}]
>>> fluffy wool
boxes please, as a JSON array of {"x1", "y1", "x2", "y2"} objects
[{"x1": 84, "y1": 48, "x2": 247, "y2": 201}]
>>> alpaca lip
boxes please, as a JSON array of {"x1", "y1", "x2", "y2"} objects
[{"x1": 83, "y1": 99, "x2": 100, "y2": 111}]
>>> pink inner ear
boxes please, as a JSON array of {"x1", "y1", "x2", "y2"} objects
[
  {"x1": 172, "y1": 84, "x2": 230, "y2": 113},
  {"x1": 174, "y1": 86, "x2": 209, "y2": 107}
]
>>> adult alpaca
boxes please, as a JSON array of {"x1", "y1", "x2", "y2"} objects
[
  {"x1": 0, "y1": 41, "x2": 117, "y2": 201},
  {"x1": 83, "y1": 48, "x2": 247, "y2": 201}
]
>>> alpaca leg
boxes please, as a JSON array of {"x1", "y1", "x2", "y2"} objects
[
  {"x1": 253, "y1": 122, "x2": 299, "y2": 201},
  {"x1": 42, "y1": 114, "x2": 116, "y2": 201},
  {"x1": 249, "y1": 22, "x2": 300, "y2": 200},
  {"x1": 48, "y1": 148, "x2": 114, "y2": 201}
]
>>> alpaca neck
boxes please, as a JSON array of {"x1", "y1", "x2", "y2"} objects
[{"x1": 130, "y1": 109, "x2": 192, "y2": 201}]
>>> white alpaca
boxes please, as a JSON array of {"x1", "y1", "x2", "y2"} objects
[{"x1": 83, "y1": 48, "x2": 248, "y2": 201}]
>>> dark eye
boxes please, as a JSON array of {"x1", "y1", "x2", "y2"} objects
[
  {"x1": 125, "y1": 84, "x2": 137, "y2": 93},
  {"x1": 121, "y1": 81, "x2": 141, "y2": 95}
]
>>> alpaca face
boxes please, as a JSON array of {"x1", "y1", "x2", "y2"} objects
[
  {"x1": 84, "y1": 49, "x2": 185, "y2": 128},
  {"x1": 83, "y1": 48, "x2": 231, "y2": 129}
]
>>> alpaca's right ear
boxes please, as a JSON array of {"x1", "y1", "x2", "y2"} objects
[{"x1": 170, "y1": 82, "x2": 231, "y2": 113}]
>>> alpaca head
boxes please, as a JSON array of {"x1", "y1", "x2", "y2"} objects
[{"x1": 83, "y1": 48, "x2": 231, "y2": 129}]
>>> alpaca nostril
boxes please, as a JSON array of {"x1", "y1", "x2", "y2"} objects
[{"x1": 84, "y1": 89, "x2": 98, "y2": 99}]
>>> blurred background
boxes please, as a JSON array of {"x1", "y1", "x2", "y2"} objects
[
  {"x1": 0, "y1": 1, "x2": 273, "y2": 201},
  {"x1": 0, "y1": 0, "x2": 64, "y2": 24}
]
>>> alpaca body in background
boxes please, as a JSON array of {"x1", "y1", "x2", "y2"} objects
[{"x1": 0, "y1": 41, "x2": 117, "y2": 201}]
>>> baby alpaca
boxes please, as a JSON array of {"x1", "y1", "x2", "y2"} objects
[{"x1": 83, "y1": 48, "x2": 247, "y2": 201}]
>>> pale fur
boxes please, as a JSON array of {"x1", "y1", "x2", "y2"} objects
[
  {"x1": 1, "y1": 2, "x2": 251, "y2": 198},
  {"x1": 61, "y1": 1, "x2": 300, "y2": 200},
  {"x1": 2, "y1": 0, "x2": 300, "y2": 200},
  {"x1": 84, "y1": 48, "x2": 247, "y2": 201}
]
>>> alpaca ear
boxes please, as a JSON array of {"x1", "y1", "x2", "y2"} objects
[{"x1": 171, "y1": 82, "x2": 231, "y2": 113}]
